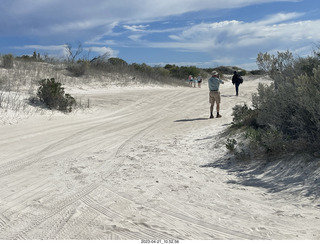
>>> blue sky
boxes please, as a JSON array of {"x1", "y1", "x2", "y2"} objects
[{"x1": 1, "y1": 0, "x2": 320, "y2": 70}]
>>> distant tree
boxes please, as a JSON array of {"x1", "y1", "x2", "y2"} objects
[
  {"x1": 108, "y1": 57, "x2": 128, "y2": 66},
  {"x1": 256, "y1": 50, "x2": 295, "y2": 89},
  {"x1": 164, "y1": 64, "x2": 181, "y2": 78},
  {"x1": 33, "y1": 51, "x2": 37, "y2": 60},
  {"x1": 90, "y1": 51, "x2": 110, "y2": 63},
  {"x1": 65, "y1": 42, "x2": 83, "y2": 63},
  {"x1": 164, "y1": 64, "x2": 201, "y2": 79},
  {"x1": 89, "y1": 51, "x2": 111, "y2": 70}
]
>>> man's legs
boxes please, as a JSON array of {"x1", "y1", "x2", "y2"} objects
[
  {"x1": 210, "y1": 91, "x2": 222, "y2": 118},
  {"x1": 210, "y1": 103, "x2": 214, "y2": 118},
  {"x1": 235, "y1": 84, "x2": 239, "y2": 96},
  {"x1": 216, "y1": 102, "x2": 221, "y2": 118}
]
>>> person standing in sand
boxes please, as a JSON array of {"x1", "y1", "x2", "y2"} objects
[
  {"x1": 188, "y1": 75, "x2": 193, "y2": 87},
  {"x1": 197, "y1": 75, "x2": 202, "y2": 88},
  {"x1": 232, "y1": 71, "x2": 243, "y2": 96},
  {"x1": 193, "y1": 76, "x2": 197, "y2": 88},
  {"x1": 208, "y1": 71, "x2": 224, "y2": 119}
]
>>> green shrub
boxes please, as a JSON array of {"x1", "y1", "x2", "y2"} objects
[
  {"x1": 37, "y1": 78, "x2": 76, "y2": 112},
  {"x1": 226, "y1": 138, "x2": 237, "y2": 152},
  {"x1": 231, "y1": 104, "x2": 259, "y2": 128},
  {"x1": 260, "y1": 127, "x2": 286, "y2": 153},
  {"x1": 231, "y1": 49, "x2": 320, "y2": 155},
  {"x1": 249, "y1": 70, "x2": 265, "y2": 75},
  {"x1": 164, "y1": 64, "x2": 202, "y2": 79},
  {"x1": 2, "y1": 54, "x2": 14, "y2": 68},
  {"x1": 238, "y1": 70, "x2": 247, "y2": 76},
  {"x1": 108, "y1": 57, "x2": 128, "y2": 66}
]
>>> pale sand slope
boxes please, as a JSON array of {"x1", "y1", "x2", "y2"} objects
[{"x1": 0, "y1": 76, "x2": 319, "y2": 240}]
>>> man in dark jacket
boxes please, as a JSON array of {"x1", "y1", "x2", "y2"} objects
[{"x1": 232, "y1": 71, "x2": 243, "y2": 96}]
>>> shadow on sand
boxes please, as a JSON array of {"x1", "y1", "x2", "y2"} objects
[
  {"x1": 200, "y1": 155, "x2": 320, "y2": 200},
  {"x1": 174, "y1": 118, "x2": 209, "y2": 122}
]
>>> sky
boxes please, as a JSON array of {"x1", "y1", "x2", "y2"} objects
[{"x1": 1, "y1": 0, "x2": 320, "y2": 70}]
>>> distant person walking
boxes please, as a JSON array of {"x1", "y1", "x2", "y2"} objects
[
  {"x1": 188, "y1": 75, "x2": 193, "y2": 87},
  {"x1": 193, "y1": 77, "x2": 197, "y2": 88},
  {"x1": 208, "y1": 71, "x2": 224, "y2": 119},
  {"x1": 232, "y1": 71, "x2": 243, "y2": 96},
  {"x1": 197, "y1": 75, "x2": 202, "y2": 88}
]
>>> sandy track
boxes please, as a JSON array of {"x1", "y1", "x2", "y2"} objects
[{"x1": 0, "y1": 78, "x2": 320, "y2": 240}]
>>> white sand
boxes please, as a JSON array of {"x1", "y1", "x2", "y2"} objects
[{"x1": 0, "y1": 76, "x2": 319, "y2": 240}]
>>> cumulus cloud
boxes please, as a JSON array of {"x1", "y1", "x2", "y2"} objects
[
  {"x1": 88, "y1": 46, "x2": 119, "y2": 57},
  {"x1": 141, "y1": 12, "x2": 320, "y2": 61}
]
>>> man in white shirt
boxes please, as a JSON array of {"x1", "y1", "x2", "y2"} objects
[{"x1": 208, "y1": 71, "x2": 224, "y2": 119}]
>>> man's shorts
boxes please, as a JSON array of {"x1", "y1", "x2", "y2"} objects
[{"x1": 209, "y1": 91, "x2": 221, "y2": 104}]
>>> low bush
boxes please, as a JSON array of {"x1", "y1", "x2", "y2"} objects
[
  {"x1": 231, "y1": 48, "x2": 320, "y2": 155},
  {"x1": 231, "y1": 104, "x2": 259, "y2": 128},
  {"x1": 2, "y1": 54, "x2": 14, "y2": 69},
  {"x1": 37, "y1": 78, "x2": 76, "y2": 112},
  {"x1": 249, "y1": 70, "x2": 265, "y2": 75},
  {"x1": 225, "y1": 138, "x2": 237, "y2": 152},
  {"x1": 66, "y1": 60, "x2": 89, "y2": 77}
]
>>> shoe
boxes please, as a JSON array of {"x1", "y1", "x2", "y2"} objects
[
  {"x1": 216, "y1": 114, "x2": 222, "y2": 118},
  {"x1": 210, "y1": 114, "x2": 214, "y2": 119}
]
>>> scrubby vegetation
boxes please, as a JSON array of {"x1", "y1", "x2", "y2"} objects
[
  {"x1": 2, "y1": 54, "x2": 14, "y2": 69},
  {"x1": 1, "y1": 49, "x2": 211, "y2": 120},
  {"x1": 228, "y1": 48, "x2": 320, "y2": 156},
  {"x1": 59, "y1": 42, "x2": 204, "y2": 83},
  {"x1": 0, "y1": 44, "x2": 261, "y2": 122},
  {"x1": 36, "y1": 78, "x2": 76, "y2": 112},
  {"x1": 204, "y1": 66, "x2": 246, "y2": 76}
]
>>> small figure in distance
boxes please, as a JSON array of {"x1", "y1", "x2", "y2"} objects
[
  {"x1": 188, "y1": 75, "x2": 193, "y2": 87},
  {"x1": 197, "y1": 75, "x2": 202, "y2": 88},
  {"x1": 208, "y1": 71, "x2": 224, "y2": 119},
  {"x1": 193, "y1": 76, "x2": 197, "y2": 88},
  {"x1": 232, "y1": 71, "x2": 243, "y2": 96}
]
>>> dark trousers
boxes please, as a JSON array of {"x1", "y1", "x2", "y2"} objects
[{"x1": 235, "y1": 83, "x2": 240, "y2": 96}]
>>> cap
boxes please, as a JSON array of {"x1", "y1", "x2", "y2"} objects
[{"x1": 211, "y1": 71, "x2": 218, "y2": 76}]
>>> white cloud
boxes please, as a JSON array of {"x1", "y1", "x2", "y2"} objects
[
  {"x1": 128, "y1": 34, "x2": 145, "y2": 42},
  {"x1": 87, "y1": 46, "x2": 119, "y2": 57},
  {"x1": 123, "y1": 25, "x2": 149, "y2": 32},
  {"x1": 1, "y1": 0, "x2": 300, "y2": 36},
  {"x1": 13, "y1": 45, "x2": 66, "y2": 56},
  {"x1": 13, "y1": 44, "x2": 119, "y2": 59},
  {"x1": 50, "y1": 20, "x2": 104, "y2": 33},
  {"x1": 145, "y1": 12, "x2": 320, "y2": 54},
  {"x1": 12, "y1": 44, "x2": 68, "y2": 57},
  {"x1": 259, "y1": 12, "x2": 305, "y2": 24},
  {"x1": 124, "y1": 10, "x2": 319, "y2": 68},
  {"x1": 15, "y1": 45, "x2": 66, "y2": 51},
  {"x1": 2, "y1": 0, "x2": 316, "y2": 69}
]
